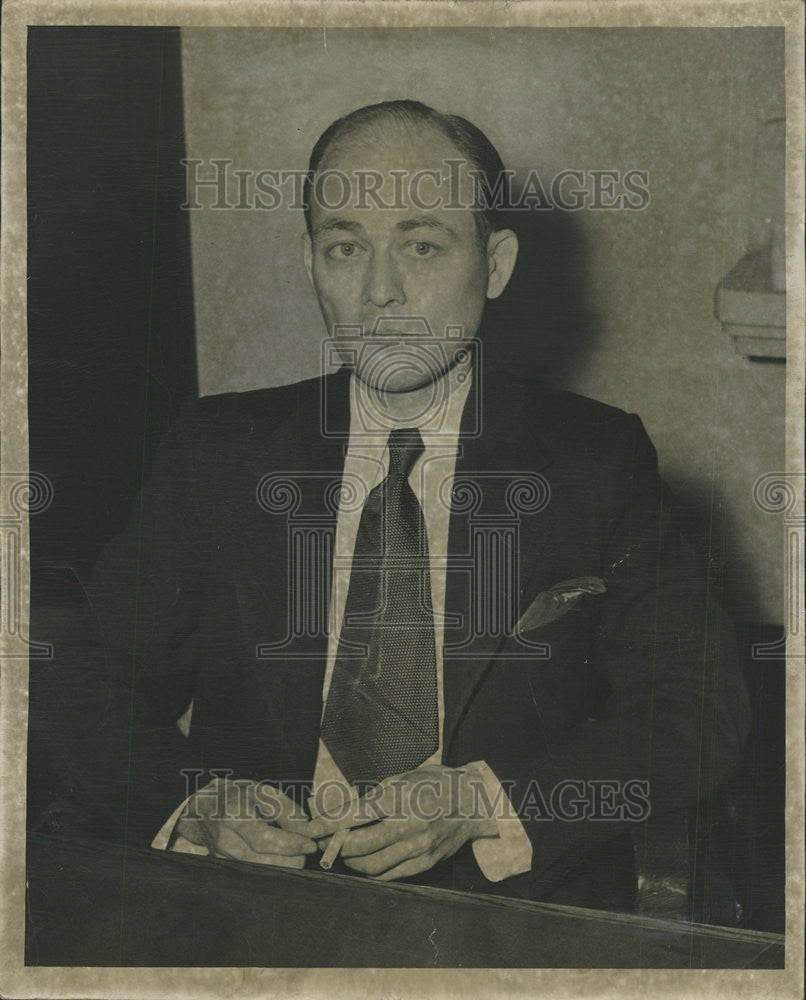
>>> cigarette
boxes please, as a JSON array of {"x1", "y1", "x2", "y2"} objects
[{"x1": 319, "y1": 828, "x2": 349, "y2": 870}]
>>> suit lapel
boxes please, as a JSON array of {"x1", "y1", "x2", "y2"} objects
[
  {"x1": 233, "y1": 370, "x2": 351, "y2": 780},
  {"x1": 442, "y1": 362, "x2": 558, "y2": 756}
]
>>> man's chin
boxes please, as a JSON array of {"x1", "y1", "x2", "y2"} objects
[
  {"x1": 352, "y1": 364, "x2": 450, "y2": 394},
  {"x1": 349, "y1": 342, "x2": 467, "y2": 393}
]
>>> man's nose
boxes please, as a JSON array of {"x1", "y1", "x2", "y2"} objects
[{"x1": 362, "y1": 251, "x2": 406, "y2": 308}]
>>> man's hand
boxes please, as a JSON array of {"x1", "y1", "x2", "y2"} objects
[
  {"x1": 173, "y1": 777, "x2": 318, "y2": 868},
  {"x1": 303, "y1": 764, "x2": 499, "y2": 881}
]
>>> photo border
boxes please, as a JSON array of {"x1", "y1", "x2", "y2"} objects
[{"x1": 2, "y1": 2, "x2": 803, "y2": 998}]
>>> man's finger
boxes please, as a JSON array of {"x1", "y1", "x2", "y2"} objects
[
  {"x1": 301, "y1": 809, "x2": 378, "y2": 840},
  {"x1": 212, "y1": 823, "x2": 268, "y2": 863},
  {"x1": 343, "y1": 830, "x2": 432, "y2": 875},
  {"x1": 212, "y1": 824, "x2": 314, "y2": 866},
  {"x1": 303, "y1": 786, "x2": 389, "y2": 838},
  {"x1": 174, "y1": 816, "x2": 210, "y2": 847},
  {"x1": 212, "y1": 830, "x2": 307, "y2": 869},
  {"x1": 169, "y1": 832, "x2": 211, "y2": 856},
  {"x1": 267, "y1": 854, "x2": 307, "y2": 870},
  {"x1": 373, "y1": 853, "x2": 437, "y2": 882},
  {"x1": 235, "y1": 852, "x2": 307, "y2": 870},
  {"x1": 277, "y1": 809, "x2": 315, "y2": 831},
  {"x1": 338, "y1": 817, "x2": 418, "y2": 858},
  {"x1": 253, "y1": 785, "x2": 309, "y2": 828},
  {"x1": 233, "y1": 818, "x2": 319, "y2": 856}
]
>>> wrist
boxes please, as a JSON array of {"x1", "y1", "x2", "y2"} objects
[{"x1": 472, "y1": 814, "x2": 499, "y2": 839}]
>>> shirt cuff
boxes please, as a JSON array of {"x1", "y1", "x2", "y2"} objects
[
  {"x1": 150, "y1": 787, "x2": 211, "y2": 855},
  {"x1": 466, "y1": 760, "x2": 533, "y2": 882}
]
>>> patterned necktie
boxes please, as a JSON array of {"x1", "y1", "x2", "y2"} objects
[{"x1": 320, "y1": 427, "x2": 439, "y2": 788}]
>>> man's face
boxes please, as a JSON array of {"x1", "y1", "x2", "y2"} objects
[{"x1": 303, "y1": 123, "x2": 515, "y2": 393}]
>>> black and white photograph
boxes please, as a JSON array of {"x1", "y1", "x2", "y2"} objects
[{"x1": 1, "y1": 2, "x2": 803, "y2": 997}]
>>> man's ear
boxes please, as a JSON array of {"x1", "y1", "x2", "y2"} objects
[
  {"x1": 302, "y1": 231, "x2": 314, "y2": 285},
  {"x1": 485, "y1": 229, "x2": 518, "y2": 300}
]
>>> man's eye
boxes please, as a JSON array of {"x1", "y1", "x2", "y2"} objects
[
  {"x1": 403, "y1": 241, "x2": 438, "y2": 259},
  {"x1": 326, "y1": 242, "x2": 364, "y2": 259}
]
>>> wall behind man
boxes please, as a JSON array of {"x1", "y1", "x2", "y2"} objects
[{"x1": 181, "y1": 26, "x2": 785, "y2": 624}]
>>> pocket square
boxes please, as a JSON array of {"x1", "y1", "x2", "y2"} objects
[{"x1": 513, "y1": 576, "x2": 606, "y2": 635}]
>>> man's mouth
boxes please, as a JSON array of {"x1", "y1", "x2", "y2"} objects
[{"x1": 368, "y1": 316, "x2": 435, "y2": 338}]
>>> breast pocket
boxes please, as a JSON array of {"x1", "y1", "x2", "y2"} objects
[{"x1": 501, "y1": 595, "x2": 600, "y2": 720}]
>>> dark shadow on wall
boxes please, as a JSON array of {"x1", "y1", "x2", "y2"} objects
[
  {"x1": 480, "y1": 207, "x2": 600, "y2": 384},
  {"x1": 26, "y1": 26, "x2": 198, "y2": 611}
]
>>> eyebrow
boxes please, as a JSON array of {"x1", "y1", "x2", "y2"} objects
[
  {"x1": 312, "y1": 218, "x2": 365, "y2": 238},
  {"x1": 395, "y1": 216, "x2": 458, "y2": 239},
  {"x1": 311, "y1": 216, "x2": 459, "y2": 240}
]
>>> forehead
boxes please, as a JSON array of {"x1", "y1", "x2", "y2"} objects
[
  {"x1": 321, "y1": 119, "x2": 464, "y2": 172},
  {"x1": 310, "y1": 120, "x2": 479, "y2": 236}
]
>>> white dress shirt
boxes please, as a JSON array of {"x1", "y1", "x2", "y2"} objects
[{"x1": 154, "y1": 358, "x2": 532, "y2": 882}]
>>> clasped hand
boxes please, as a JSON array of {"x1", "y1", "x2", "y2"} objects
[
  {"x1": 304, "y1": 763, "x2": 498, "y2": 881},
  {"x1": 173, "y1": 777, "x2": 318, "y2": 868},
  {"x1": 173, "y1": 765, "x2": 498, "y2": 880}
]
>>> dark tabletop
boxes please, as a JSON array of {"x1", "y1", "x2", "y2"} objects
[{"x1": 25, "y1": 834, "x2": 785, "y2": 968}]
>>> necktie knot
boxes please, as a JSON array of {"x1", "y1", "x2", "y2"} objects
[{"x1": 387, "y1": 428, "x2": 424, "y2": 480}]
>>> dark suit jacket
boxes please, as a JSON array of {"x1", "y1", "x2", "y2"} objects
[{"x1": 29, "y1": 361, "x2": 752, "y2": 911}]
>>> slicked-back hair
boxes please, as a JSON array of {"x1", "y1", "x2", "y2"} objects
[{"x1": 303, "y1": 99, "x2": 509, "y2": 246}]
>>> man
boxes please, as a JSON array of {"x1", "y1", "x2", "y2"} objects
[{"x1": 31, "y1": 100, "x2": 751, "y2": 911}]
